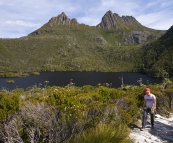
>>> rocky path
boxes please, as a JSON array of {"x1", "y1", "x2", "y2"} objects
[{"x1": 129, "y1": 114, "x2": 173, "y2": 143}]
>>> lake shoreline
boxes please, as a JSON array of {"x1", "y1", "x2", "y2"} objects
[{"x1": 0, "y1": 72, "x2": 163, "y2": 91}]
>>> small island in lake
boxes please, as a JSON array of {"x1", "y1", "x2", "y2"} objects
[{"x1": 6, "y1": 79, "x2": 15, "y2": 84}]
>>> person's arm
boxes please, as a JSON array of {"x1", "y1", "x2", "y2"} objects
[
  {"x1": 151, "y1": 99, "x2": 156, "y2": 113},
  {"x1": 143, "y1": 100, "x2": 146, "y2": 108},
  {"x1": 153, "y1": 99, "x2": 156, "y2": 109}
]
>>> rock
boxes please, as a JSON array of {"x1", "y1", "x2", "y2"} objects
[
  {"x1": 97, "y1": 37, "x2": 107, "y2": 44},
  {"x1": 29, "y1": 12, "x2": 79, "y2": 35},
  {"x1": 97, "y1": 10, "x2": 142, "y2": 30},
  {"x1": 114, "y1": 41, "x2": 119, "y2": 45},
  {"x1": 123, "y1": 31, "x2": 149, "y2": 44},
  {"x1": 70, "y1": 18, "x2": 79, "y2": 26},
  {"x1": 48, "y1": 12, "x2": 79, "y2": 26},
  {"x1": 129, "y1": 114, "x2": 173, "y2": 143}
]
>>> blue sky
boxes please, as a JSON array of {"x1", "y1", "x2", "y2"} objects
[{"x1": 0, "y1": 0, "x2": 173, "y2": 38}]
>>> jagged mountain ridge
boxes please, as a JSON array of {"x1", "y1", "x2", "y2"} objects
[
  {"x1": 97, "y1": 10, "x2": 143, "y2": 30},
  {"x1": 30, "y1": 10, "x2": 158, "y2": 35},
  {"x1": 29, "y1": 11, "x2": 165, "y2": 45},
  {"x1": 30, "y1": 12, "x2": 79, "y2": 35},
  {"x1": 48, "y1": 12, "x2": 79, "y2": 27}
]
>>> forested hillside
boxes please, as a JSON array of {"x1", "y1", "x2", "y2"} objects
[{"x1": 139, "y1": 25, "x2": 173, "y2": 78}]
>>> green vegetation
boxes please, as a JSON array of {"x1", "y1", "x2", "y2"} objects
[
  {"x1": 139, "y1": 25, "x2": 173, "y2": 78},
  {"x1": 6, "y1": 79, "x2": 15, "y2": 84},
  {"x1": 78, "y1": 122, "x2": 132, "y2": 143},
  {"x1": 0, "y1": 23, "x2": 165, "y2": 77},
  {"x1": 0, "y1": 90, "x2": 20, "y2": 121},
  {"x1": 0, "y1": 79, "x2": 173, "y2": 142},
  {"x1": 31, "y1": 71, "x2": 40, "y2": 75}
]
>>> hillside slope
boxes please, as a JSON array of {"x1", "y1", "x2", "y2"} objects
[
  {"x1": 0, "y1": 11, "x2": 165, "y2": 76},
  {"x1": 139, "y1": 25, "x2": 173, "y2": 78}
]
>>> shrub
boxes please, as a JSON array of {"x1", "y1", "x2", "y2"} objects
[{"x1": 0, "y1": 92, "x2": 19, "y2": 121}]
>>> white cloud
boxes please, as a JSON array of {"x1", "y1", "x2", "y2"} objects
[
  {"x1": 160, "y1": 1, "x2": 173, "y2": 8},
  {"x1": 136, "y1": 12, "x2": 163, "y2": 26},
  {"x1": 0, "y1": 0, "x2": 173, "y2": 38},
  {"x1": 135, "y1": 1, "x2": 173, "y2": 30},
  {"x1": 88, "y1": 0, "x2": 138, "y2": 16},
  {"x1": 5, "y1": 20, "x2": 41, "y2": 27},
  {"x1": 151, "y1": 20, "x2": 173, "y2": 30},
  {"x1": 78, "y1": 17, "x2": 100, "y2": 26}
]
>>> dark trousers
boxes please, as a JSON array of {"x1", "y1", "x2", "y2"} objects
[{"x1": 142, "y1": 108, "x2": 155, "y2": 128}]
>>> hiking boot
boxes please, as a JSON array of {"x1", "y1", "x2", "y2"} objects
[{"x1": 140, "y1": 128, "x2": 145, "y2": 131}]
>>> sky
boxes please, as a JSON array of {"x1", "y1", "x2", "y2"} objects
[{"x1": 0, "y1": 0, "x2": 173, "y2": 38}]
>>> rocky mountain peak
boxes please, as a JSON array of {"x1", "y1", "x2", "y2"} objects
[
  {"x1": 29, "y1": 12, "x2": 79, "y2": 35},
  {"x1": 48, "y1": 12, "x2": 79, "y2": 26},
  {"x1": 122, "y1": 15, "x2": 138, "y2": 23},
  {"x1": 97, "y1": 10, "x2": 142, "y2": 30}
]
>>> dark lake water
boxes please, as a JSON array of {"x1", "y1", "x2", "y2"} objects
[{"x1": 0, "y1": 72, "x2": 162, "y2": 91}]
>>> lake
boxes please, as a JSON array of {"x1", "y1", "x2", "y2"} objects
[{"x1": 0, "y1": 72, "x2": 162, "y2": 91}]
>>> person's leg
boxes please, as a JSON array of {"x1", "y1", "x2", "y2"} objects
[
  {"x1": 150, "y1": 110, "x2": 155, "y2": 128},
  {"x1": 142, "y1": 109, "x2": 148, "y2": 128}
]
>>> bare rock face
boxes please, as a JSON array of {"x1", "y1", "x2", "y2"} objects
[
  {"x1": 48, "y1": 12, "x2": 79, "y2": 27},
  {"x1": 97, "y1": 10, "x2": 142, "y2": 30},
  {"x1": 123, "y1": 31, "x2": 160, "y2": 44},
  {"x1": 29, "y1": 12, "x2": 79, "y2": 35},
  {"x1": 123, "y1": 31, "x2": 148, "y2": 44},
  {"x1": 70, "y1": 18, "x2": 79, "y2": 26}
]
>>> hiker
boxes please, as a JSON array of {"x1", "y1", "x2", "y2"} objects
[{"x1": 141, "y1": 88, "x2": 156, "y2": 131}]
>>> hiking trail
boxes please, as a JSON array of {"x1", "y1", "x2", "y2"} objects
[{"x1": 129, "y1": 113, "x2": 173, "y2": 143}]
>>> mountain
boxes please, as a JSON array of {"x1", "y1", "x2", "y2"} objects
[
  {"x1": 30, "y1": 12, "x2": 79, "y2": 35},
  {"x1": 0, "y1": 11, "x2": 167, "y2": 77},
  {"x1": 48, "y1": 12, "x2": 79, "y2": 26},
  {"x1": 30, "y1": 11, "x2": 164, "y2": 44},
  {"x1": 97, "y1": 10, "x2": 143, "y2": 30},
  {"x1": 139, "y1": 25, "x2": 173, "y2": 78}
]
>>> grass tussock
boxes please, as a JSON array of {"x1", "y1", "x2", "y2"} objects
[{"x1": 78, "y1": 122, "x2": 132, "y2": 143}]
